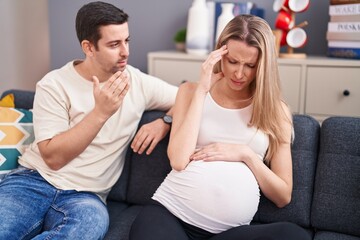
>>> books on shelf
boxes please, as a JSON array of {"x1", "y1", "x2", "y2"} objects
[
  {"x1": 328, "y1": 40, "x2": 360, "y2": 59},
  {"x1": 328, "y1": 22, "x2": 360, "y2": 32},
  {"x1": 330, "y1": 14, "x2": 360, "y2": 22},
  {"x1": 327, "y1": 47, "x2": 360, "y2": 59},
  {"x1": 328, "y1": 40, "x2": 360, "y2": 48},
  {"x1": 329, "y1": 3, "x2": 360, "y2": 15},
  {"x1": 330, "y1": 0, "x2": 360, "y2": 5},
  {"x1": 327, "y1": 1, "x2": 360, "y2": 59},
  {"x1": 327, "y1": 32, "x2": 360, "y2": 41}
]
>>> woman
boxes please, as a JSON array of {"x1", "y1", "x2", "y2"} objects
[{"x1": 130, "y1": 15, "x2": 310, "y2": 240}]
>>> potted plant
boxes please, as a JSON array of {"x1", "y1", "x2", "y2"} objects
[{"x1": 173, "y1": 28, "x2": 186, "y2": 52}]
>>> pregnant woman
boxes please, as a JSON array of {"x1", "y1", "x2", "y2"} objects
[{"x1": 130, "y1": 15, "x2": 310, "y2": 240}]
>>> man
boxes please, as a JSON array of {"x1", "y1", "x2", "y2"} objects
[{"x1": 0, "y1": 1, "x2": 177, "y2": 239}]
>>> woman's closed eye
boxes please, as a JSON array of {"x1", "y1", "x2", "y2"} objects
[{"x1": 227, "y1": 58, "x2": 238, "y2": 64}]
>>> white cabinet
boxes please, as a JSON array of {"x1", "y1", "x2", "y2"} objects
[
  {"x1": 148, "y1": 51, "x2": 205, "y2": 85},
  {"x1": 305, "y1": 66, "x2": 360, "y2": 120},
  {"x1": 277, "y1": 64, "x2": 302, "y2": 114},
  {"x1": 148, "y1": 51, "x2": 360, "y2": 120}
]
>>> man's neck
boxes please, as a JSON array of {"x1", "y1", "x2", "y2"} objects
[{"x1": 74, "y1": 60, "x2": 107, "y2": 83}]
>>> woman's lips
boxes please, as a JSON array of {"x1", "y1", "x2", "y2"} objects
[{"x1": 231, "y1": 79, "x2": 244, "y2": 86}]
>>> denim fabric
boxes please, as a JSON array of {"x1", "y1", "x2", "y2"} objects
[{"x1": 0, "y1": 167, "x2": 109, "y2": 240}]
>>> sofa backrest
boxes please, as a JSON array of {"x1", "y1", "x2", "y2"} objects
[
  {"x1": 311, "y1": 117, "x2": 360, "y2": 237},
  {"x1": 1, "y1": 89, "x2": 35, "y2": 110},
  {"x1": 107, "y1": 110, "x2": 171, "y2": 204},
  {"x1": 125, "y1": 110, "x2": 172, "y2": 205},
  {"x1": 253, "y1": 114, "x2": 320, "y2": 228}
]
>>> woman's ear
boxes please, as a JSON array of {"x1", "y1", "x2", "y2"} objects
[{"x1": 81, "y1": 40, "x2": 94, "y2": 57}]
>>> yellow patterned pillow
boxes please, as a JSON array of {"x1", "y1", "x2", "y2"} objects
[
  {"x1": 0, "y1": 107, "x2": 34, "y2": 176},
  {"x1": 0, "y1": 94, "x2": 15, "y2": 108}
]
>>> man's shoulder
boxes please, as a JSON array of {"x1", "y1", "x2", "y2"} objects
[
  {"x1": 45, "y1": 61, "x2": 75, "y2": 76},
  {"x1": 43, "y1": 61, "x2": 74, "y2": 76},
  {"x1": 37, "y1": 61, "x2": 77, "y2": 87}
]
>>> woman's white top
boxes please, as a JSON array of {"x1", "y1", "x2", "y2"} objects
[{"x1": 153, "y1": 93, "x2": 269, "y2": 234}]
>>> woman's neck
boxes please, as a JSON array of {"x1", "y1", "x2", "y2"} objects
[{"x1": 210, "y1": 79, "x2": 253, "y2": 109}]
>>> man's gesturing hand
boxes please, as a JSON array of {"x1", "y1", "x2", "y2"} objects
[{"x1": 92, "y1": 71, "x2": 130, "y2": 121}]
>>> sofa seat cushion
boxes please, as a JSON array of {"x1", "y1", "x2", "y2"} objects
[
  {"x1": 311, "y1": 117, "x2": 360, "y2": 237},
  {"x1": 105, "y1": 204, "x2": 143, "y2": 240},
  {"x1": 107, "y1": 147, "x2": 132, "y2": 202},
  {"x1": 314, "y1": 231, "x2": 360, "y2": 240},
  {"x1": 253, "y1": 115, "x2": 320, "y2": 228}
]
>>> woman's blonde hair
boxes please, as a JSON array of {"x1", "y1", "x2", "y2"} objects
[{"x1": 214, "y1": 15, "x2": 292, "y2": 162}]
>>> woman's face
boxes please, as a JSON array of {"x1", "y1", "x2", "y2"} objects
[{"x1": 221, "y1": 39, "x2": 259, "y2": 92}]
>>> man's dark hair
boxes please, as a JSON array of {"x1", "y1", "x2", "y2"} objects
[{"x1": 75, "y1": 1, "x2": 129, "y2": 49}]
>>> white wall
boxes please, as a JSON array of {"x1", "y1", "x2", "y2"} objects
[{"x1": 0, "y1": 0, "x2": 50, "y2": 94}]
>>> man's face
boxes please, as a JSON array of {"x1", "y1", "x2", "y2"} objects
[{"x1": 93, "y1": 23, "x2": 130, "y2": 74}]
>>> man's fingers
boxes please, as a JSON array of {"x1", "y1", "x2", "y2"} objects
[
  {"x1": 133, "y1": 137, "x2": 149, "y2": 154},
  {"x1": 115, "y1": 78, "x2": 130, "y2": 97},
  {"x1": 131, "y1": 132, "x2": 144, "y2": 152},
  {"x1": 145, "y1": 138, "x2": 159, "y2": 155},
  {"x1": 132, "y1": 133, "x2": 160, "y2": 155},
  {"x1": 92, "y1": 76, "x2": 100, "y2": 91},
  {"x1": 104, "y1": 71, "x2": 127, "y2": 92}
]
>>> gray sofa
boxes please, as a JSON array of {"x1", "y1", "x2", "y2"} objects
[{"x1": 1, "y1": 89, "x2": 360, "y2": 240}]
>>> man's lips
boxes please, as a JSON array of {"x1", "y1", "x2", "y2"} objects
[{"x1": 118, "y1": 60, "x2": 127, "y2": 66}]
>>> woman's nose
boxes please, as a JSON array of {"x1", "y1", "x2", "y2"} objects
[{"x1": 235, "y1": 65, "x2": 244, "y2": 79}]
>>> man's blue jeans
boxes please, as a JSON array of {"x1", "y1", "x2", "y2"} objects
[{"x1": 0, "y1": 167, "x2": 109, "y2": 239}]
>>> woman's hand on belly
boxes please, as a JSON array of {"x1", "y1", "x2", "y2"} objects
[{"x1": 190, "y1": 143, "x2": 257, "y2": 163}]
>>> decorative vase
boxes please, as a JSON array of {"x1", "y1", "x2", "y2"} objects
[
  {"x1": 215, "y1": 3, "x2": 235, "y2": 42},
  {"x1": 186, "y1": 0, "x2": 210, "y2": 55}
]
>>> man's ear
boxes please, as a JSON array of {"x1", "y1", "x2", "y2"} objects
[{"x1": 81, "y1": 40, "x2": 95, "y2": 57}]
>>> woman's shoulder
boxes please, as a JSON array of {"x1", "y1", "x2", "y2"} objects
[
  {"x1": 180, "y1": 81, "x2": 197, "y2": 90},
  {"x1": 174, "y1": 82, "x2": 199, "y2": 106},
  {"x1": 178, "y1": 81, "x2": 198, "y2": 95}
]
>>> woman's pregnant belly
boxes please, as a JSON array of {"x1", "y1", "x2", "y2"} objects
[{"x1": 152, "y1": 160, "x2": 260, "y2": 233}]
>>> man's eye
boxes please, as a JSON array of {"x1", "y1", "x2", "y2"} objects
[{"x1": 228, "y1": 59, "x2": 237, "y2": 64}]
